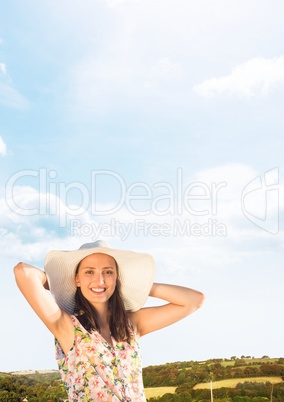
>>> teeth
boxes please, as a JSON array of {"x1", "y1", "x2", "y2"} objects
[{"x1": 91, "y1": 288, "x2": 105, "y2": 293}]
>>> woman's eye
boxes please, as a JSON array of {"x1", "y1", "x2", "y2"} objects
[
  {"x1": 85, "y1": 270, "x2": 94, "y2": 275},
  {"x1": 105, "y1": 270, "x2": 113, "y2": 275}
]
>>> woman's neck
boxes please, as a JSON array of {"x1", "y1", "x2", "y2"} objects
[{"x1": 93, "y1": 303, "x2": 110, "y2": 327}]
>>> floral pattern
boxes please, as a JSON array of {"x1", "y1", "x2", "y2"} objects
[{"x1": 55, "y1": 315, "x2": 146, "y2": 402}]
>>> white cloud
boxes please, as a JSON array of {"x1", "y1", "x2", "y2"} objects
[
  {"x1": 148, "y1": 57, "x2": 183, "y2": 83},
  {"x1": 67, "y1": 56, "x2": 183, "y2": 115},
  {"x1": 0, "y1": 136, "x2": 7, "y2": 157},
  {"x1": 105, "y1": 0, "x2": 123, "y2": 6},
  {"x1": 2, "y1": 163, "x2": 282, "y2": 266},
  {"x1": 0, "y1": 63, "x2": 6, "y2": 75},
  {"x1": 0, "y1": 62, "x2": 29, "y2": 109},
  {"x1": 104, "y1": 0, "x2": 140, "y2": 7},
  {"x1": 0, "y1": 82, "x2": 30, "y2": 109},
  {"x1": 0, "y1": 184, "x2": 84, "y2": 261},
  {"x1": 194, "y1": 57, "x2": 284, "y2": 98},
  {"x1": 53, "y1": 0, "x2": 284, "y2": 116}
]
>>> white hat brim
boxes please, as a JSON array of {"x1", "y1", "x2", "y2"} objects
[{"x1": 44, "y1": 246, "x2": 155, "y2": 313}]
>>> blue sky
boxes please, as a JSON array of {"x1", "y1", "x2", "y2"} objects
[{"x1": 1, "y1": 0, "x2": 284, "y2": 372}]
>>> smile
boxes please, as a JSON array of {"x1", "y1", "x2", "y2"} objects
[{"x1": 90, "y1": 288, "x2": 106, "y2": 293}]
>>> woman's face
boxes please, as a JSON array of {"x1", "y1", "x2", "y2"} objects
[{"x1": 75, "y1": 253, "x2": 118, "y2": 307}]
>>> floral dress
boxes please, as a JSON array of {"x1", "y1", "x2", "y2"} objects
[{"x1": 55, "y1": 315, "x2": 146, "y2": 402}]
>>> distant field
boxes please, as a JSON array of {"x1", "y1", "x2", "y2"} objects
[
  {"x1": 145, "y1": 387, "x2": 177, "y2": 398},
  {"x1": 219, "y1": 358, "x2": 279, "y2": 368},
  {"x1": 10, "y1": 370, "x2": 58, "y2": 376},
  {"x1": 193, "y1": 377, "x2": 283, "y2": 390},
  {"x1": 0, "y1": 373, "x2": 10, "y2": 379},
  {"x1": 244, "y1": 358, "x2": 279, "y2": 364},
  {"x1": 180, "y1": 358, "x2": 280, "y2": 370}
]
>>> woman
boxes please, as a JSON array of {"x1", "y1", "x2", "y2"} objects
[{"x1": 14, "y1": 240, "x2": 204, "y2": 402}]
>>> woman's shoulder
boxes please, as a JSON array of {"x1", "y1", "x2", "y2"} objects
[{"x1": 70, "y1": 314, "x2": 89, "y2": 333}]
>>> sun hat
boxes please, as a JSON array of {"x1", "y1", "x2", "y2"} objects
[{"x1": 44, "y1": 240, "x2": 156, "y2": 314}]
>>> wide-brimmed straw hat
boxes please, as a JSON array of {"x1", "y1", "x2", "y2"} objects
[{"x1": 44, "y1": 240, "x2": 156, "y2": 313}]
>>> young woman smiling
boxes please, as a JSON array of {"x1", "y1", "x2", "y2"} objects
[{"x1": 14, "y1": 240, "x2": 204, "y2": 402}]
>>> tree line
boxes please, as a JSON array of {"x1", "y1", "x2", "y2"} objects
[
  {"x1": 143, "y1": 358, "x2": 284, "y2": 388},
  {"x1": 1, "y1": 357, "x2": 284, "y2": 401},
  {"x1": 0, "y1": 371, "x2": 66, "y2": 402},
  {"x1": 148, "y1": 382, "x2": 284, "y2": 402}
]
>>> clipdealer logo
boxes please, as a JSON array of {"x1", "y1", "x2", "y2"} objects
[
  {"x1": 5, "y1": 168, "x2": 227, "y2": 237},
  {"x1": 5, "y1": 167, "x2": 281, "y2": 238},
  {"x1": 241, "y1": 167, "x2": 279, "y2": 235},
  {"x1": 69, "y1": 218, "x2": 227, "y2": 240}
]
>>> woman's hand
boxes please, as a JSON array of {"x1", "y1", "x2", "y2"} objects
[
  {"x1": 14, "y1": 262, "x2": 49, "y2": 289},
  {"x1": 149, "y1": 282, "x2": 205, "y2": 314}
]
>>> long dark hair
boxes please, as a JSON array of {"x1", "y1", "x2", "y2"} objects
[{"x1": 74, "y1": 259, "x2": 133, "y2": 343}]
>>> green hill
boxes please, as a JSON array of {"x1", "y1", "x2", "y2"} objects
[
  {"x1": 143, "y1": 356, "x2": 284, "y2": 401},
  {"x1": 1, "y1": 357, "x2": 284, "y2": 401}
]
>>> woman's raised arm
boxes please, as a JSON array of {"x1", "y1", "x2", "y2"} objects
[
  {"x1": 129, "y1": 283, "x2": 205, "y2": 337},
  {"x1": 14, "y1": 262, "x2": 71, "y2": 336}
]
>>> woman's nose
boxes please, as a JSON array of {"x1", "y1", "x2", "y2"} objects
[{"x1": 97, "y1": 273, "x2": 105, "y2": 285}]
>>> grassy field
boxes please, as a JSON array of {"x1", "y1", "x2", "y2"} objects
[
  {"x1": 219, "y1": 358, "x2": 279, "y2": 368},
  {"x1": 193, "y1": 377, "x2": 283, "y2": 390},
  {"x1": 145, "y1": 386, "x2": 177, "y2": 398},
  {"x1": 180, "y1": 358, "x2": 280, "y2": 370},
  {"x1": 244, "y1": 358, "x2": 279, "y2": 364}
]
